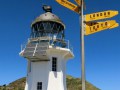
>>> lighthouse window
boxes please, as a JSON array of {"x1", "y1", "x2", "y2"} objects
[
  {"x1": 37, "y1": 82, "x2": 42, "y2": 90},
  {"x1": 52, "y1": 57, "x2": 57, "y2": 72}
]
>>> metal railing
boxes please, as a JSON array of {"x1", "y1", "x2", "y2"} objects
[{"x1": 21, "y1": 38, "x2": 73, "y2": 53}]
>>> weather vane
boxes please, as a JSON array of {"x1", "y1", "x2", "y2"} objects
[{"x1": 42, "y1": 5, "x2": 52, "y2": 12}]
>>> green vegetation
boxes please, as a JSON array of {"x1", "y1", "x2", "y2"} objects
[
  {"x1": 66, "y1": 75, "x2": 100, "y2": 90},
  {"x1": 0, "y1": 75, "x2": 100, "y2": 90}
]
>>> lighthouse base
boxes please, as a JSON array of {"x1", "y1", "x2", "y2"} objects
[
  {"x1": 25, "y1": 60, "x2": 66, "y2": 90},
  {"x1": 24, "y1": 47, "x2": 74, "y2": 90}
]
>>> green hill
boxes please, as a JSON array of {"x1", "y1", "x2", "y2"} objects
[
  {"x1": 0, "y1": 75, "x2": 100, "y2": 90},
  {"x1": 66, "y1": 76, "x2": 100, "y2": 90}
]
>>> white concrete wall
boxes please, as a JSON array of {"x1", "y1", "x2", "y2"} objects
[
  {"x1": 25, "y1": 48, "x2": 73, "y2": 90},
  {"x1": 47, "y1": 55, "x2": 67, "y2": 90}
]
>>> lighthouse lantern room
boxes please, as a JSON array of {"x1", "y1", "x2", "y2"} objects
[{"x1": 20, "y1": 5, "x2": 74, "y2": 90}]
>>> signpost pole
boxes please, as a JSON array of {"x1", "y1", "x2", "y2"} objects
[
  {"x1": 55, "y1": 1, "x2": 119, "y2": 90},
  {"x1": 80, "y1": 0, "x2": 86, "y2": 90}
]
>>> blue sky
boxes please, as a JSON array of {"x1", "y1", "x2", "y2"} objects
[{"x1": 0, "y1": 0, "x2": 120, "y2": 90}]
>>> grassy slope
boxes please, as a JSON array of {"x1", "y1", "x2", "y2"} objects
[
  {"x1": 66, "y1": 75, "x2": 100, "y2": 90},
  {"x1": 0, "y1": 75, "x2": 100, "y2": 90}
]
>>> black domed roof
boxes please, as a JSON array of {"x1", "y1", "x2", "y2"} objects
[{"x1": 31, "y1": 12, "x2": 65, "y2": 29}]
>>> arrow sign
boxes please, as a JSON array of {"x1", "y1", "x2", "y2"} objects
[
  {"x1": 74, "y1": 0, "x2": 86, "y2": 9},
  {"x1": 84, "y1": 10, "x2": 119, "y2": 22},
  {"x1": 56, "y1": 0, "x2": 79, "y2": 13},
  {"x1": 75, "y1": 0, "x2": 81, "y2": 5},
  {"x1": 85, "y1": 20, "x2": 119, "y2": 35}
]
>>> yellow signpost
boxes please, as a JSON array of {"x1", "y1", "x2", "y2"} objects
[
  {"x1": 84, "y1": 10, "x2": 119, "y2": 22},
  {"x1": 85, "y1": 20, "x2": 119, "y2": 35},
  {"x1": 56, "y1": 0, "x2": 119, "y2": 90},
  {"x1": 74, "y1": 0, "x2": 86, "y2": 9},
  {"x1": 56, "y1": 0, "x2": 79, "y2": 13},
  {"x1": 75, "y1": 0, "x2": 81, "y2": 5},
  {"x1": 109, "y1": 23, "x2": 119, "y2": 29}
]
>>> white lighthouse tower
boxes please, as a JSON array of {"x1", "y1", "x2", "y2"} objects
[{"x1": 20, "y1": 6, "x2": 74, "y2": 90}]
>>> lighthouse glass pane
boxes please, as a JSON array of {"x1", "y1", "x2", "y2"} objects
[
  {"x1": 37, "y1": 82, "x2": 42, "y2": 90},
  {"x1": 52, "y1": 57, "x2": 57, "y2": 72},
  {"x1": 31, "y1": 21, "x2": 64, "y2": 38}
]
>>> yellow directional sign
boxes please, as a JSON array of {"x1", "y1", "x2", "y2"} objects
[
  {"x1": 75, "y1": 0, "x2": 81, "y2": 5},
  {"x1": 109, "y1": 23, "x2": 119, "y2": 29},
  {"x1": 56, "y1": 0, "x2": 79, "y2": 13},
  {"x1": 84, "y1": 10, "x2": 119, "y2": 22},
  {"x1": 85, "y1": 20, "x2": 119, "y2": 35},
  {"x1": 74, "y1": 0, "x2": 86, "y2": 9}
]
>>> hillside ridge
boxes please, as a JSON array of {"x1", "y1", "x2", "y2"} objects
[{"x1": 0, "y1": 75, "x2": 100, "y2": 90}]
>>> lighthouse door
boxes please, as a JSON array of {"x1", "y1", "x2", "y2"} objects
[{"x1": 37, "y1": 82, "x2": 42, "y2": 90}]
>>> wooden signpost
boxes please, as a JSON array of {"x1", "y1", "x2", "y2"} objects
[{"x1": 56, "y1": 0, "x2": 119, "y2": 90}]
